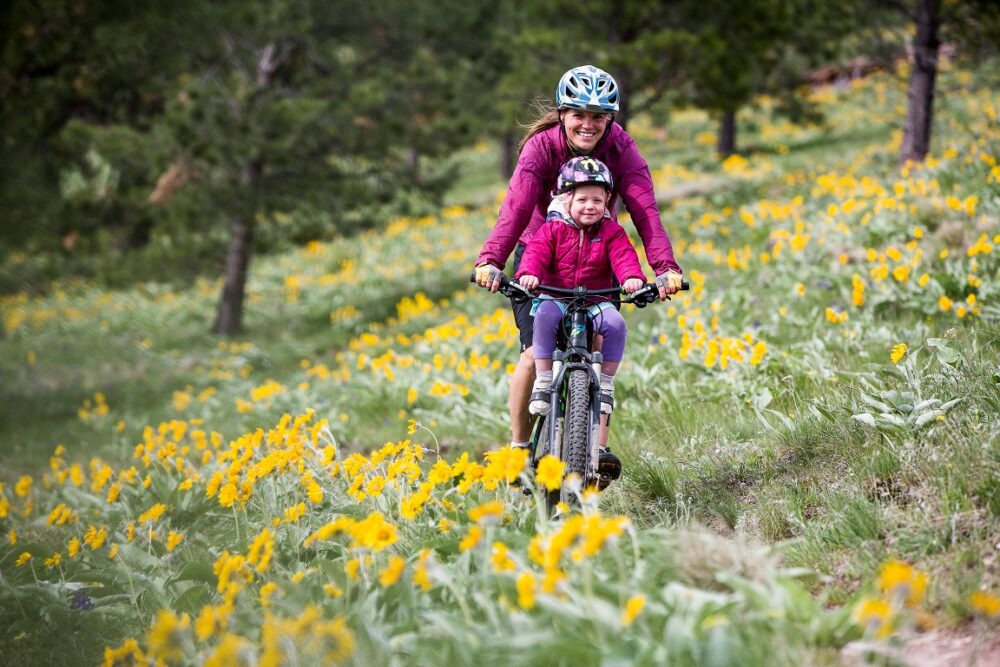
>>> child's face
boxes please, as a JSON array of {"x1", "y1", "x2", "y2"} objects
[{"x1": 568, "y1": 184, "x2": 608, "y2": 227}]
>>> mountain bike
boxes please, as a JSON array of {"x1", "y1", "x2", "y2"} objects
[{"x1": 478, "y1": 273, "x2": 688, "y2": 510}]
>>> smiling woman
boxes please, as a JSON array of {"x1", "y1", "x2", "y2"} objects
[{"x1": 473, "y1": 64, "x2": 685, "y2": 458}]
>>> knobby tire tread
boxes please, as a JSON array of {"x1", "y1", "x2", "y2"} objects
[{"x1": 561, "y1": 369, "x2": 591, "y2": 503}]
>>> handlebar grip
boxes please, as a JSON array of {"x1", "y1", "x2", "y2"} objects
[
  {"x1": 681, "y1": 279, "x2": 690, "y2": 291},
  {"x1": 470, "y1": 268, "x2": 510, "y2": 287}
]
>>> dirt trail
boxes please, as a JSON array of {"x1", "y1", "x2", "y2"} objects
[{"x1": 843, "y1": 626, "x2": 1000, "y2": 666}]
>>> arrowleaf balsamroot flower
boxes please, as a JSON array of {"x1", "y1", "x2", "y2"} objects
[
  {"x1": 535, "y1": 456, "x2": 565, "y2": 492},
  {"x1": 459, "y1": 526, "x2": 483, "y2": 552},
  {"x1": 516, "y1": 572, "x2": 537, "y2": 610},
  {"x1": 970, "y1": 591, "x2": 1000, "y2": 616},
  {"x1": 621, "y1": 594, "x2": 646, "y2": 626},
  {"x1": 877, "y1": 559, "x2": 927, "y2": 607},
  {"x1": 147, "y1": 610, "x2": 191, "y2": 663},
  {"x1": 853, "y1": 597, "x2": 894, "y2": 638},
  {"x1": 890, "y1": 343, "x2": 907, "y2": 365},
  {"x1": 468, "y1": 500, "x2": 504, "y2": 524},
  {"x1": 378, "y1": 555, "x2": 406, "y2": 587},
  {"x1": 166, "y1": 530, "x2": 185, "y2": 552},
  {"x1": 490, "y1": 542, "x2": 516, "y2": 572}
]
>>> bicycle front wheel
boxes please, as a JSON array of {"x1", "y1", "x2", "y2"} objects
[{"x1": 561, "y1": 368, "x2": 593, "y2": 503}]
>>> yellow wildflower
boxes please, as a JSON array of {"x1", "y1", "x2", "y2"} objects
[
  {"x1": 204, "y1": 634, "x2": 250, "y2": 667},
  {"x1": 15, "y1": 552, "x2": 32, "y2": 566},
  {"x1": 15, "y1": 476, "x2": 32, "y2": 497},
  {"x1": 459, "y1": 526, "x2": 483, "y2": 552},
  {"x1": 102, "y1": 639, "x2": 146, "y2": 666},
  {"x1": 890, "y1": 343, "x2": 907, "y2": 365},
  {"x1": 469, "y1": 500, "x2": 504, "y2": 524},
  {"x1": 137, "y1": 503, "x2": 168, "y2": 524},
  {"x1": 970, "y1": 591, "x2": 1000, "y2": 616},
  {"x1": 516, "y1": 572, "x2": 537, "y2": 610},
  {"x1": 259, "y1": 582, "x2": 278, "y2": 607},
  {"x1": 166, "y1": 531, "x2": 185, "y2": 552},
  {"x1": 621, "y1": 594, "x2": 646, "y2": 626},
  {"x1": 854, "y1": 597, "x2": 894, "y2": 638},
  {"x1": 877, "y1": 559, "x2": 928, "y2": 606},
  {"x1": 413, "y1": 549, "x2": 432, "y2": 591},
  {"x1": 490, "y1": 542, "x2": 517, "y2": 572},
  {"x1": 147, "y1": 610, "x2": 190, "y2": 663},
  {"x1": 535, "y1": 456, "x2": 565, "y2": 492},
  {"x1": 83, "y1": 525, "x2": 108, "y2": 551},
  {"x1": 379, "y1": 555, "x2": 406, "y2": 587}
]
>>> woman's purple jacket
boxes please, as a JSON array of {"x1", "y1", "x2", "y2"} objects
[{"x1": 475, "y1": 122, "x2": 682, "y2": 276}]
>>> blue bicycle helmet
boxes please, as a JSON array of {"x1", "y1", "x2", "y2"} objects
[{"x1": 556, "y1": 65, "x2": 620, "y2": 113}]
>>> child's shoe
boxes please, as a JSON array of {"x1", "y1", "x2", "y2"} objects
[
  {"x1": 597, "y1": 446, "x2": 621, "y2": 489},
  {"x1": 529, "y1": 372, "x2": 553, "y2": 416}
]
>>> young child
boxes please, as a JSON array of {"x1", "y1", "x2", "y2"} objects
[{"x1": 515, "y1": 156, "x2": 646, "y2": 477}]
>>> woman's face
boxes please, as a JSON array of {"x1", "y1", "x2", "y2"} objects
[{"x1": 560, "y1": 110, "x2": 611, "y2": 153}]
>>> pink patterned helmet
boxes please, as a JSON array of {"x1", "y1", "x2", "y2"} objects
[{"x1": 554, "y1": 156, "x2": 614, "y2": 195}]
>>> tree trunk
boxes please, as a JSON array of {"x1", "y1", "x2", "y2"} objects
[
  {"x1": 717, "y1": 109, "x2": 737, "y2": 157},
  {"x1": 899, "y1": 0, "x2": 941, "y2": 166},
  {"x1": 405, "y1": 144, "x2": 419, "y2": 183},
  {"x1": 499, "y1": 129, "x2": 516, "y2": 179},
  {"x1": 211, "y1": 162, "x2": 259, "y2": 336}
]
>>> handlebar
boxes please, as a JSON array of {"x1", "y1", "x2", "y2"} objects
[{"x1": 469, "y1": 271, "x2": 689, "y2": 307}]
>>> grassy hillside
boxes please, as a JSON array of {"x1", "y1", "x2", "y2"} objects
[{"x1": 1, "y1": 59, "x2": 999, "y2": 665}]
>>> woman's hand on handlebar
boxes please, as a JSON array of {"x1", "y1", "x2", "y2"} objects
[
  {"x1": 519, "y1": 274, "x2": 539, "y2": 291},
  {"x1": 654, "y1": 270, "x2": 685, "y2": 300},
  {"x1": 622, "y1": 278, "x2": 644, "y2": 294},
  {"x1": 475, "y1": 263, "x2": 505, "y2": 293}
]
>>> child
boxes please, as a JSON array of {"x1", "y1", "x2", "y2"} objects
[{"x1": 515, "y1": 156, "x2": 646, "y2": 479}]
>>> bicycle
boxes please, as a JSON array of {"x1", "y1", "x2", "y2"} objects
[{"x1": 476, "y1": 273, "x2": 688, "y2": 510}]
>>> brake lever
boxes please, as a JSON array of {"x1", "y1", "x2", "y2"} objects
[{"x1": 626, "y1": 284, "x2": 657, "y2": 308}]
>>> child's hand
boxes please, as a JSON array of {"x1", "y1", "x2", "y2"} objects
[
  {"x1": 519, "y1": 275, "x2": 539, "y2": 290},
  {"x1": 622, "y1": 278, "x2": 644, "y2": 294}
]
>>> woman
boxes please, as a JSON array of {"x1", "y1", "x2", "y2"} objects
[{"x1": 474, "y1": 65, "x2": 684, "y2": 481}]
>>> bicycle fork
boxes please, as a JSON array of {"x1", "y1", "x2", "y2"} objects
[{"x1": 544, "y1": 307, "x2": 606, "y2": 484}]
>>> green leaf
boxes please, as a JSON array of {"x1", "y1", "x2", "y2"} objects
[
  {"x1": 171, "y1": 584, "x2": 210, "y2": 615},
  {"x1": 851, "y1": 413, "x2": 876, "y2": 427},
  {"x1": 926, "y1": 338, "x2": 963, "y2": 366},
  {"x1": 166, "y1": 560, "x2": 216, "y2": 589}
]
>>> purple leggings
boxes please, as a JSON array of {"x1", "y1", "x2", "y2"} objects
[{"x1": 532, "y1": 301, "x2": 627, "y2": 362}]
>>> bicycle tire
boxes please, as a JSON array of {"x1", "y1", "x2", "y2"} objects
[{"x1": 561, "y1": 369, "x2": 593, "y2": 504}]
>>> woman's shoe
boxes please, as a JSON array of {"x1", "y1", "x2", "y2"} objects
[{"x1": 597, "y1": 447, "x2": 621, "y2": 489}]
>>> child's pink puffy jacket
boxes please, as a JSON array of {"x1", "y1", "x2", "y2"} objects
[
  {"x1": 515, "y1": 213, "x2": 646, "y2": 291},
  {"x1": 476, "y1": 122, "x2": 681, "y2": 276}
]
